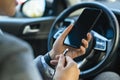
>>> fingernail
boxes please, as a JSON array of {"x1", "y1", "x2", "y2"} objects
[{"x1": 82, "y1": 39, "x2": 84, "y2": 42}]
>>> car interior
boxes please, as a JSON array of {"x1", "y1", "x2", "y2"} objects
[{"x1": 0, "y1": 0, "x2": 120, "y2": 80}]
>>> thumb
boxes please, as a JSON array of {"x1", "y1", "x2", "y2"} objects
[
  {"x1": 65, "y1": 56, "x2": 75, "y2": 68},
  {"x1": 57, "y1": 24, "x2": 73, "y2": 42},
  {"x1": 57, "y1": 54, "x2": 65, "y2": 68}
]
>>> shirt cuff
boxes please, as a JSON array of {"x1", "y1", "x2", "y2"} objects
[{"x1": 44, "y1": 52, "x2": 55, "y2": 68}]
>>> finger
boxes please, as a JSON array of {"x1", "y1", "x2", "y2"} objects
[
  {"x1": 50, "y1": 60, "x2": 58, "y2": 66},
  {"x1": 73, "y1": 46, "x2": 86, "y2": 58},
  {"x1": 57, "y1": 54, "x2": 65, "y2": 68},
  {"x1": 57, "y1": 24, "x2": 73, "y2": 42},
  {"x1": 65, "y1": 56, "x2": 73, "y2": 63},
  {"x1": 87, "y1": 33, "x2": 92, "y2": 42},
  {"x1": 55, "y1": 55, "x2": 60, "y2": 60},
  {"x1": 65, "y1": 56, "x2": 77, "y2": 68},
  {"x1": 82, "y1": 39, "x2": 88, "y2": 48},
  {"x1": 79, "y1": 46, "x2": 86, "y2": 55}
]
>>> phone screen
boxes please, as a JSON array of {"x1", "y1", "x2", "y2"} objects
[{"x1": 64, "y1": 8, "x2": 102, "y2": 48}]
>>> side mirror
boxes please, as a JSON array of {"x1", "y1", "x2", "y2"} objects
[{"x1": 21, "y1": 0, "x2": 46, "y2": 18}]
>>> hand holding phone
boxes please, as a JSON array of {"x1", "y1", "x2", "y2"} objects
[{"x1": 64, "y1": 8, "x2": 102, "y2": 48}]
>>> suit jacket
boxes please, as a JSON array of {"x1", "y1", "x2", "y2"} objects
[{"x1": 0, "y1": 33, "x2": 43, "y2": 80}]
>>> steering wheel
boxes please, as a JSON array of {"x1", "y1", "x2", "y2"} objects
[
  {"x1": 48, "y1": 2, "x2": 119, "y2": 78},
  {"x1": 0, "y1": 29, "x2": 3, "y2": 35}
]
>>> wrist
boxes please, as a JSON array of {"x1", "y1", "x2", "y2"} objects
[
  {"x1": 49, "y1": 50, "x2": 55, "y2": 60},
  {"x1": 44, "y1": 52, "x2": 55, "y2": 68}
]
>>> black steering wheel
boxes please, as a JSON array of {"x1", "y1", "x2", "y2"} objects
[
  {"x1": 48, "y1": 2, "x2": 119, "y2": 78},
  {"x1": 0, "y1": 29, "x2": 3, "y2": 35}
]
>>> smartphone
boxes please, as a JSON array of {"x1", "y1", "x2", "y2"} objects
[{"x1": 64, "y1": 8, "x2": 102, "y2": 48}]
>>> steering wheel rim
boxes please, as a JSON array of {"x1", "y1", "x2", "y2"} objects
[
  {"x1": 0, "y1": 29, "x2": 3, "y2": 35},
  {"x1": 48, "y1": 2, "x2": 119, "y2": 78}
]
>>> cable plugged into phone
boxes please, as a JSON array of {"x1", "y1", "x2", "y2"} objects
[{"x1": 63, "y1": 48, "x2": 69, "y2": 56}]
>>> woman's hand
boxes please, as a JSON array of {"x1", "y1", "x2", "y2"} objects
[
  {"x1": 53, "y1": 54, "x2": 80, "y2": 80},
  {"x1": 49, "y1": 24, "x2": 92, "y2": 61}
]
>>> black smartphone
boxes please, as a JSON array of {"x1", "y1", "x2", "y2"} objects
[{"x1": 64, "y1": 8, "x2": 102, "y2": 48}]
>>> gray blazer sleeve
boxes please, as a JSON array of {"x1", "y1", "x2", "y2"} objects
[
  {"x1": 34, "y1": 55, "x2": 55, "y2": 80},
  {"x1": 0, "y1": 33, "x2": 43, "y2": 80}
]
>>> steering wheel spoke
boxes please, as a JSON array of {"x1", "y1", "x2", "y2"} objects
[{"x1": 91, "y1": 30, "x2": 108, "y2": 51}]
